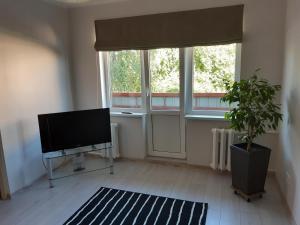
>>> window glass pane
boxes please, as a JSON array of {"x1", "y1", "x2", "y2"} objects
[
  {"x1": 109, "y1": 50, "x2": 142, "y2": 109},
  {"x1": 193, "y1": 44, "x2": 236, "y2": 111},
  {"x1": 149, "y1": 48, "x2": 180, "y2": 110}
]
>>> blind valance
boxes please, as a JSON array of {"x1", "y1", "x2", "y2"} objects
[{"x1": 94, "y1": 5, "x2": 244, "y2": 51}]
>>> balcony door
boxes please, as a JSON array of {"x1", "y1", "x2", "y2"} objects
[{"x1": 145, "y1": 49, "x2": 185, "y2": 159}]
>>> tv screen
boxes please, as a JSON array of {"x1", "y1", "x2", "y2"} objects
[{"x1": 38, "y1": 108, "x2": 111, "y2": 153}]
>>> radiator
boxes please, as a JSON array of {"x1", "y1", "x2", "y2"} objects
[
  {"x1": 110, "y1": 123, "x2": 120, "y2": 158},
  {"x1": 211, "y1": 128, "x2": 235, "y2": 171}
]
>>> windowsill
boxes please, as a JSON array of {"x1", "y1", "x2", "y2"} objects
[
  {"x1": 110, "y1": 112, "x2": 145, "y2": 118},
  {"x1": 111, "y1": 112, "x2": 226, "y2": 120},
  {"x1": 185, "y1": 114, "x2": 227, "y2": 121}
]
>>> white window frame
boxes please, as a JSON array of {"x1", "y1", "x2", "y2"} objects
[
  {"x1": 148, "y1": 48, "x2": 181, "y2": 113},
  {"x1": 99, "y1": 51, "x2": 146, "y2": 113},
  {"x1": 99, "y1": 44, "x2": 241, "y2": 117},
  {"x1": 185, "y1": 43, "x2": 242, "y2": 116}
]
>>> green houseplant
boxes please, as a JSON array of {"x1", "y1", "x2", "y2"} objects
[{"x1": 221, "y1": 70, "x2": 282, "y2": 201}]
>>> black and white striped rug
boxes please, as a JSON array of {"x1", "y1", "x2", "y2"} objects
[{"x1": 64, "y1": 187, "x2": 208, "y2": 225}]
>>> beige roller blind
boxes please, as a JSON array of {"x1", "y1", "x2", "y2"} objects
[{"x1": 94, "y1": 5, "x2": 244, "y2": 51}]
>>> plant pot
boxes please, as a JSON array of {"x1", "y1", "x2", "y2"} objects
[{"x1": 231, "y1": 143, "x2": 271, "y2": 197}]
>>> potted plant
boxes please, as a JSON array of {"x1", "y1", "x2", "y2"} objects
[{"x1": 221, "y1": 70, "x2": 282, "y2": 202}]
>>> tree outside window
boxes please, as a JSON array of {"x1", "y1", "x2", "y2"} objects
[{"x1": 107, "y1": 44, "x2": 237, "y2": 111}]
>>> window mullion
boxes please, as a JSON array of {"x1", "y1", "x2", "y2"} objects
[
  {"x1": 235, "y1": 43, "x2": 242, "y2": 81},
  {"x1": 179, "y1": 48, "x2": 185, "y2": 113},
  {"x1": 143, "y1": 50, "x2": 151, "y2": 113},
  {"x1": 184, "y1": 47, "x2": 193, "y2": 115},
  {"x1": 99, "y1": 52, "x2": 111, "y2": 108},
  {"x1": 105, "y1": 52, "x2": 112, "y2": 109}
]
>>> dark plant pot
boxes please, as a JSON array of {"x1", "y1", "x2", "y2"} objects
[{"x1": 231, "y1": 143, "x2": 271, "y2": 196}]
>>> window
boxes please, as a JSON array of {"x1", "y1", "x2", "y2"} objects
[
  {"x1": 192, "y1": 44, "x2": 238, "y2": 112},
  {"x1": 149, "y1": 48, "x2": 180, "y2": 110},
  {"x1": 107, "y1": 50, "x2": 142, "y2": 110},
  {"x1": 99, "y1": 44, "x2": 240, "y2": 116}
]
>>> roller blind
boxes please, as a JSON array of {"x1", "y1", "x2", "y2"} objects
[{"x1": 94, "y1": 5, "x2": 244, "y2": 51}]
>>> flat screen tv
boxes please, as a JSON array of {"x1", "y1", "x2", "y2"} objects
[{"x1": 38, "y1": 108, "x2": 111, "y2": 153}]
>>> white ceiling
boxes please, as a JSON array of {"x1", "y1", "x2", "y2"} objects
[{"x1": 44, "y1": 0, "x2": 128, "y2": 7}]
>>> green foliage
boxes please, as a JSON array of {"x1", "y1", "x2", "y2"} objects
[
  {"x1": 221, "y1": 70, "x2": 283, "y2": 151},
  {"x1": 150, "y1": 48, "x2": 179, "y2": 93},
  {"x1": 109, "y1": 50, "x2": 141, "y2": 92},
  {"x1": 108, "y1": 44, "x2": 236, "y2": 94},
  {"x1": 193, "y1": 44, "x2": 236, "y2": 93}
]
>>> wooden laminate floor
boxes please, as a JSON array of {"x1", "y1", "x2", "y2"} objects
[{"x1": 0, "y1": 159, "x2": 294, "y2": 225}]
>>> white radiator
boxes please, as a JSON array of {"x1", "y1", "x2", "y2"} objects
[
  {"x1": 110, "y1": 123, "x2": 120, "y2": 158},
  {"x1": 211, "y1": 128, "x2": 235, "y2": 171}
]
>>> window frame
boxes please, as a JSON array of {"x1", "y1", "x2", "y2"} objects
[
  {"x1": 99, "y1": 51, "x2": 146, "y2": 113},
  {"x1": 185, "y1": 43, "x2": 242, "y2": 116},
  {"x1": 148, "y1": 48, "x2": 181, "y2": 112},
  {"x1": 99, "y1": 44, "x2": 241, "y2": 117}
]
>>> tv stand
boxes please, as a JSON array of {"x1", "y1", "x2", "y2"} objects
[{"x1": 43, "y1": 143, "x2": 113, "y2": 188}]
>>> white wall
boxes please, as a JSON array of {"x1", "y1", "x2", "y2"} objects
[
  {"x1": 277, "y1": 0, "x2": 300, "y2": 224},
  {"x1": 111, "y1": 116, "x2": 145, "y2": 159},
  {"x1": 69, "y1": 0, "x2": 285, "y2": 167},
  {"x1": 70, "y1": 0, "x2": 285, "y2": 108},
  {"x1": 0, "y1": 0, "x2": 73, "y2": 193}
]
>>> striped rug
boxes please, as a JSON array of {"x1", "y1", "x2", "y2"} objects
[{"x1": 64, "y1": 187, "x2": 208, "y2": 225}]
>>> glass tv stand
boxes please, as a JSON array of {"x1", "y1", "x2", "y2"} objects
[{"x1": 42, "y1": 143, "x2": 113, "y2": 188}]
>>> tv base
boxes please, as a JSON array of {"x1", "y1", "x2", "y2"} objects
[
  {"x1": 44, "y1": 143, "x2": 114, "y2": 188},
  {"x1": 73, "y1": 153, "x2": 85, "y2": 172}
]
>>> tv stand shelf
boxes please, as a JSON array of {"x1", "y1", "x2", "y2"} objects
[{"x1": 43, "y1": 143, "x2": 113, "y2": 188}]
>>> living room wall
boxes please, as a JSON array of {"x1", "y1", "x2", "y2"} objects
[
  {"x1": 69, "y1": 0, "x2": 285, "y2": 168},
  {"x1": 0, "y1": 0, "x2": 73, "y2": 193},
  {"x1": 0, "y1": 0, "x2": 288, "y2": 197},
  {"x1": 277, "y1": 0, "x2": 300, "y2": 224}
]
